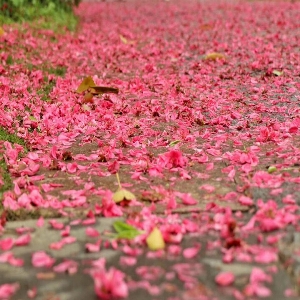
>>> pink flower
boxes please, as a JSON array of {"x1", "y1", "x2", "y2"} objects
[
  {"x1": 91, "y1": 267, "x2": 128, "y2": 299},
  {"x1": 244, "y1": 267, "x2": 272, "y2": 298},
  {"x1": 100, "y1": 191, "x2": 123, "y2": 217},
  {"x1": 238, "y1": 195, "x2": 254, "y2": 206},
  {"x1": 254, "y1": 250, "x2": 278, "y2": 264},
  {"x1": 49, "y1": 219, "x2": 64, "y2": 230},
  {"x1": 199, "y1": 184, "x2": 215, "y2": 192},
  {"x1": 0, "y1": 238, "x2": 14, "y2": 251},
  {"x1": 158, "y1": 150, "x2": 188, "y2": 168},
  {"x1": 244, "y1": 283, "x2": 271, "y2": 298},
  {"x1": 86, "y1": 241, "x2": 101, "y2": 252},
  {"x1": 215, "y1": 271, "x2": 235, "y2": 286},
  {"x1": 252, "y1": 171, "x2": 283, "y2": 188},
  {"x1": 32, "y1": 251, "x2": 55, "y2": 268},
  {"x1": 119, "y1": 256, "x2": 137, "y2": 266},
  {"x1": 36, "y1": 216, "x2": 44, "y2": 227},
  {"x1": 15, "y1": 234, "x2": 31, "y2": 246},
  {"x1": 53, "y1": 260, "x2": 78, "y2": 274},
  {"x1": 180, "y1": 193, "x2": 197, "y2": 205},
  {"x1": 250, "y1": 267, "x2": 271, "y2": 284},
  {"x1": 183, "y1": 246, "x2": 200, "y2": 259},
  {"x1": 0, "y1": 252, "x2": 22, "y2": 266},
  {"x1": 67, "y1": 162, "x2": 78, "y2": 173},
  {"x1": 86, "y1": 227, "x2": 100, "y2": 237},
  {"x1": 0, "y1": 283, "x2": 19, "y2": 299}
]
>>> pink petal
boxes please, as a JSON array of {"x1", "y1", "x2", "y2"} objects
[
  {"x1": 15, "y1": 234, "x2": 31, "y2": 246},
  {"x1": 49, "y1": 219, "x2": 64, "y2": 230},
  {"x1": 0, "y1": 283, "x2": 19, "y2": 299},
  {"x1": 86, "y1": 241, "x2": 101, "y2": 252},
  {"x1": 183, "y1": 246, "x2": 200, "y2": 259},
  {"x1": 0, "y1": 238, "x2": 14, "y2": 251},
  {"x1": 215, "y1": 271, "x2": 235, "y2": 286},
  {"x1": 32, "y1": 251, "x2": 55, "y2": 268},
  {"x1": 36, "y1": 216, "x2": 44, "y2": 227},
  {"x1": 53, "y1": 260, "x2": 78, "y2": 274},
  {"x1": 86, "y1": 227, "x2": 100, "y2": 237}
]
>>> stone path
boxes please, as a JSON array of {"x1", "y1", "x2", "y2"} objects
[{"x1": 1, "y1": 0, "x2": 300, "y2": 299}]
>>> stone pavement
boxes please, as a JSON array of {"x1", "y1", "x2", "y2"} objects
[
  {"x1": 0, "y1": 216, "x2": 299, "y2": 299},
  {"x1": 1, "y1": 0, "x2": 300, "y2": 299}
]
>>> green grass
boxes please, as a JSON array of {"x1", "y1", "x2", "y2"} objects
[
  {"x1": 0, "y1": 127, "x2": 27, "y2": 198},
  {"x1": 0, "y1": 2, "x2": 79, "y2": 32},
  {"x1": 37, "y1": 67, "x2": 66, "y2": 101},
  {"x1": 0, "y1": 127, "x2": 26, "y2": 147},
  {"x1": 48, "y1": 66, "x2": 67, "y2": 77},
  {"x1": 37, "y1": 80, "x2": 56, "y2": 101},
  {"x1": 0, "y1": 158, "x2": 13, "y2": 196},
  {"x1": 6, "y1": 55, "x2": 13, "y2": 66},
  {"x1": 0, "y1": 1, "x2": 74, "y2": 200}
]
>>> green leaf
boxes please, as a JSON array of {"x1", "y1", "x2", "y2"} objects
[
  {"x1": 113, "y1": 220, "x2": 142, "y2": 239},
  {"x1": 169, "y1": 140, "x2": 181, "y2": 147}
]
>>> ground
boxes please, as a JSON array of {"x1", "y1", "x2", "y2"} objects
[{"x1": 0, "y1": 0, "x2": 300, "y2": 299}]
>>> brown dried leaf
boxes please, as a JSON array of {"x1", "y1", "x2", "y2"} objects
[
  {"x1": 204, "y1": 52, "x2": 226, "y2": 61},
  {"x1": 36, "y1": 272, "x2": 56, "y2": 280},
  {"x1": 90, "y1": 86, "x2": 119, "y2": 95}
]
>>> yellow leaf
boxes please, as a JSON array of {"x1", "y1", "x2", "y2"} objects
[
  {"x1": 146, "y1": 227, "x2": 165, "y2": 251},
  {"x1": 113, "y1": 188, "x2": 136, "y2": 203},
  {"x1": 204, "y1": 52, "x2": 226, "y2": 61},
  {"x1": 76, "y1": 76, "x2": 96, "y2": 93},
  {"x1": 0, "y1": 27, "x2": 5, "y2": 36},
  {"x1": 272, "y1": 70, "x2": 283, "y2": 76},
  {"x1": 119, "y1": 35, "x2": 135, "y2": 45}
]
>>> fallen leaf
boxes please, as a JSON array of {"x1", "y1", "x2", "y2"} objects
[
  {"x1": 272, "y1": 70, "x2": 283, "y2": 76},
  {"x1": 119, "y1": 34, "x2": 135, "y2": 45},
  {"x1": 113, "y1": 188, "x2": 136, "y2": 203},
  {"x1": 113, "y1": 220, "x2": 142, "y2": 239},
  {"x1": 169, "y1": 140, "x2": 181, "y2": 147},
  {"x1": 36, "y1": 272, "x2": 56, "y2": 280},
  {"x1": 146, "y1": 227, "x2": 165, "y2": 250},
  {"x1": 77, "y1": 76, "x2": 119, "y2": 95},
  {"x1": 204, "y1": 52, "x2": 226, "y2": 60},
  {"x1": 267, "y1": 166, "x2": 277, "y2": 173},
  {"x1": 89, "y1": 86, "x2": 119, "y2": 95},
  {"x1": 0, "y1": 27, "x2": 5, "y2": 36},
  {"x1": 199, "y1": 23, "x2": 213, "y2": 30},
  {"x1": 76, "y1": 76, "x2": 96, "y2": 93}
]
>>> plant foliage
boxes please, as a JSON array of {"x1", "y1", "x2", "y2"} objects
[{"x1": 0, "y1": 0, "x2": 81, "y2": 29}]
